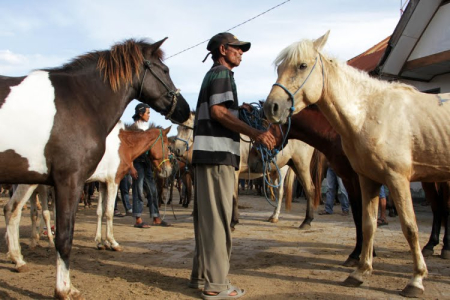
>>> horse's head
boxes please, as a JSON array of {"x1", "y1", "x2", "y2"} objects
[
  {"x1": 264, "y1": 31, "x2": 329, "y2": 124},
  {"x1": 148, "y1": 126, "x2": 173, "y2": 178},
  {"x1": 174, "y1": 111, "x2": 195, "y2": 158},
  {"x1": 118, "y1": 38, "x2": 190, "y2": 124}
]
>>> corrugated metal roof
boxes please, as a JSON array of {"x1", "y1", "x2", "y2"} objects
[{"x1": 347, "y1": 36, "x2": 390, "y2": 72}]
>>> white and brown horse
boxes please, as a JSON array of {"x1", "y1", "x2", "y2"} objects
[
  {"x1": 0, "y1": 38, "x2": 189, "y2": 299},
  {"x1": 263, "y1": 31, "x2": 450, "y2": 297}
]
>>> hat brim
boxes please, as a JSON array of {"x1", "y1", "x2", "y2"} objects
[{"x1": 228, "y1": 41, "x2": 251, "y2": 52}]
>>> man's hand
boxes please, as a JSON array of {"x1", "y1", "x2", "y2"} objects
[
  {"x1": 253, "y1": 130, "x2": 276, "y2": 150},
  {"x1": 240, "y1": 102, "x2": 253, "y2": 112},
  {"x1": 130, "y1": 166, "x2": 138, "y2": 179}
]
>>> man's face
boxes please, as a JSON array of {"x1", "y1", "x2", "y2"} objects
[
  {"x1": 224, "y1": 45, "x2": 244, "y2": 68},
  {"x1": 140, "y1": 108, "x2": 150, "y2": 122}
]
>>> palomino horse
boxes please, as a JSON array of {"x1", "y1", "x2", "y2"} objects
[
  {"x1": 0, "y1": 38, "x2": 189, "y2": 299},
  {"x1": 263, "y1": 31, "x2": 450, "y2": 297},
  {"x1": 4, "y1": 122, "x2": 172, "y2": 272},
  {"x1": 173, "y1": 112, "x2": 317, "y2": 228}
]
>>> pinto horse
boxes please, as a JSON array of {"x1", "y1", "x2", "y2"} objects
[
  {"x1": 0, "y1": 38, "x2": 189, "y2": 299},
  {"x1": 263, "y1": 31, "x2": 450, "y2": 297}
]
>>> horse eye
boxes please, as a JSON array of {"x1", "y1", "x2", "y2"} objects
[{"x1": 299, "y1": 63, "x2": 307, "y2": 70}]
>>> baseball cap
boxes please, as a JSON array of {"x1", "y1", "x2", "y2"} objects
[
  {"x1": 202, "y1": 32, "x2": 251, "y2": 62},
  {"x1": 133, "y1": 103, "x2": 150, "y2": 119}
]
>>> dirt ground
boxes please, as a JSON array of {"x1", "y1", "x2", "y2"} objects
[{"x1": 0, "y1": 190, "x2": 449, "y2": 300}]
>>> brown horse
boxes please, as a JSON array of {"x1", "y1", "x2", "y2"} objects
[{"x1": 0, "y1": 38, "x2": 189, "y2": 299}]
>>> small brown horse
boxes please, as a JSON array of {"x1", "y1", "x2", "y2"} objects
[{"x1": 0, "y1": 38, "x2": 189, "y2": 299}]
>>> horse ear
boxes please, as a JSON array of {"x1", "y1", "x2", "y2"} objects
[
  {"x1": 163, "y1": 126, "x2": 172, "y2": 134},
  {"x1": 313, "y1": 30, "x2": 330, "y2": 52},
  {"x1": 151, "y1": 37, "x2": 168, "y2": 53}
]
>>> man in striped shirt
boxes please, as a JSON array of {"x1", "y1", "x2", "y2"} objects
[{"x1": 190, "y1": 32, "x2": 275, "y2": 299}]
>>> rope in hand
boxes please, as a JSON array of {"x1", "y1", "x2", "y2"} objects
[{"x1": 239, "y1": 102, "x2": 290, "y2": 208}]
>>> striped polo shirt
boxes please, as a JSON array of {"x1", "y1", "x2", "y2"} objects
[{"x1": 192, "y1": 64, "x2": 240, "y2": 169}]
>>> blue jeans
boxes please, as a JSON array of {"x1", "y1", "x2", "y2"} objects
[
  {"x1": 325, "y1": 167, "x2": 349, "y2": 214},
  {"x1": 132, "y1": 160, "x2": 160, "y2": 218},
  {"x1": 115, "y1": 175, "x2": 132, "y2": 212}
]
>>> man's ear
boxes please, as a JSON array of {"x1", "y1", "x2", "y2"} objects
[{"x1": 219, "y1": 44, "x2": 227, "y2": 56}]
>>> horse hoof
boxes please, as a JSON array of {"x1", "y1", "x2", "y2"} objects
[
  {"x1": 342, "y1": 257, "x2": 359, "y2": 267},
  {"x1": 97, "y1": 245, "x2": 106, "y2": 251},
  {"x1": 342, "y1": 276, "x2": 363, "y2": 287},
  {"x1": 441, "y1": 249, "x2": 450, "y2": 259},
  {"x1": 268, "y1": 218, "x2": 278, "y2": 223},
  {"x1": 16, "y1": 264, "x2": 29, "y2": 273},
  {"x1": 422, "y1": 248, "x2": 434, "y2": 257},
  {"x1": 400, "y1": 284, "x2": 423, "y2": 298},
  {"x1": 112, "y1": 245, "x2": 123, "y2": 252},
  {"x1": 299, "y1": 223, "x2": 311, "y2": 230}
]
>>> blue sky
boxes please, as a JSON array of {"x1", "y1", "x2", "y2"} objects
[{"x1": 0, "y1": 0, "x2": 403, "y2": 135}]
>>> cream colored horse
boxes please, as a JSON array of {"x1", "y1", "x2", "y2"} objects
[
  {"x1": 263, "y1": 31, "x2": 450, "y2": 297},
  {"x1": 173, "y1": 112, "x2": 317, "y2": 227}
]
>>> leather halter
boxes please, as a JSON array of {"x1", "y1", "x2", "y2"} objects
[{"x1": 138, "y1": 60, "x2": 180, "y2": 121}]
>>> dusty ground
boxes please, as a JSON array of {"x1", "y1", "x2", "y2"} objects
[{"x1": 0, "y1": 190, "x2": 449, "y2": 300}]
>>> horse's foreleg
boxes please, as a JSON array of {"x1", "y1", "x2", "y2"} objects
[
  {"x1": 269, "y1": 167, "x2": 288, "y2": 223},
  {"x1": 292, "y1": 165, "x2": 315, "y2": 230},
  {"x1": 4, "y1": 184, "x2": 38, "y2": 272},
  {"x1": 29, "y1": 190, "x2": 40, "y2": 249},
  {"x1": 344, "y1": 176, "x2": 380, "y2": 287},
  {"x1": 95, "y1": 183, "x2": 106, "y2": 250},
  {"x1": 421, "y1": 182, "x2": 441, "y2": 257},
  {"x1": 390, "y1": 177, "x2": 427, "y2": 297},
  {"x1": 53, "y1": 181, "x2": 83, "y2": 300},
  {"x1": 38, "y1": 185, "x2": 55, "y2": 247},
  {"x1": 105, "y1": 181, "x2": 122, "y2": 251}
]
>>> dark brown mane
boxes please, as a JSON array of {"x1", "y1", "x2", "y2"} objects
[{"x1": 44, "y1": 39, "x2": 165, "y2": 92}]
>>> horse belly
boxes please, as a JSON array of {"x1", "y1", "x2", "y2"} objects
[{"x1": 0, "y1": 71, "x2": 56, "y2": 179}]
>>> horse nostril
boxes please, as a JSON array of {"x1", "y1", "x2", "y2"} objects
[
  {"x1": 176, "y1": 149, "x2": 180, "y2": 156},
  {"x1": 273, "y1": 103, "x2": 279, "y2": 114}
]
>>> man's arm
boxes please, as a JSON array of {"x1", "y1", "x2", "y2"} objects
[{"x1": 210, "y1": 103, "x2": 275, "y2": 149}]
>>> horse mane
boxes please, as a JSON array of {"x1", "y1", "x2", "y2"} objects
[
  {"x1": 274, "y1": 38, "x2": 418, "y2": 95},
  {"x1": 44, "y1": 39, "x2": 165, "y2": 92}
]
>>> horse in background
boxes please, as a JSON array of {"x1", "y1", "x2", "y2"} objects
[
  {"x1": 4, "y1": 122, "x2": 173, "y2": 272},
  {"x1": 0, "y1": 38, "x2": 189, "y2": 299},
  {"x1": 173, "y1": 111, "x2": 318, "y2": 229},
  {"x1": 264, "y1": 31, "x2": 450, "y2": 297}
]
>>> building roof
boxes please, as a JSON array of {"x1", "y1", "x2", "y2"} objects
[{"x1": 347, "y1": 36, "x2": 390, "y2": 72}]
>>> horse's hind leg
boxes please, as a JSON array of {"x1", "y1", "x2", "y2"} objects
[
  {"x1": 4, "y1": 184, "x2": 38, "y2": 272},
  {"x1": 53, "y1": 181, "x2": 84, "y2": 299},
  {"x1": 95, "y1": 183, "x2": 106, "y2": 250},
  {"x1": 29, "y1": 190, "x2": 40, "y2": 249},
  {"x1": 344, "y1": 176, "x2": 380, "y2": 287},
  {"x1": 38, "y1": 185, "x2": 55, "y2": 247},
  {"x1": 421, "y1": 182, "x2": 441, "y2": 257},
  {"x1": 105, "y1": 182, "x2": 122, "y2": 251}
]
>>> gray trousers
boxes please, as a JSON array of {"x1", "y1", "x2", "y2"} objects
[{"x1": 191, "y1": 164, "x2": 235, "y2": 292}]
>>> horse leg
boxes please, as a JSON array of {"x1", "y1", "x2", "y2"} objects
[
  {"x1": 184, "y1": 173, "x2": 193, "y2": 208},
  {"x1": 292, "y1": 165, "x2": 315, "y2": 229},
  {"x1": 390, "y1": 177, "x2": 427, "y2": 297},
  {"x1": 105, "y1": 182, "x2": 122, "y2": 251},
  {"x1": 344, "y1": 176, "x2": 380, "y2": 287},
  {"x1": 268, "y1": 167, "x2": 288, "y2": 223},
  {"x1": 95, "y1": 183, "x2": 106, "y2": 250},
  {"x1": 53, "y1": 181, "x2": 84, "y2": 299},
  {"x1": 4, "y1": 184, "x2": 38, "y2": 272},
  {"x1": 421, "y1": 182, "x2": 441, "y2": 257},
  {"x1": 441, "y1": 182, "x2": 450, "y2": 259},
  {"x1": 29, "y1": 190, "x2": 40, "y2": 249},
  {"x1": 230, "y1": 173, "x2": 240, "y2": 230},
  {"x1": 38, "y1": 185, "x2": 55, "y2": 247}
]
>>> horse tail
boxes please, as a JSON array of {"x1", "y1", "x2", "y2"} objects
[
  {"x1": 310, "y1": 149, "x2": 327, "y2": 208},
  {"x1": 284, "y1": 167, "x2": 295, "y2": 211}
]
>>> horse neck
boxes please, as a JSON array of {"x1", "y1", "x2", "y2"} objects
[
  {"x1": 52, "y1": 69, "x2": 134, "y2": 134},
  {"x1": 316, "y1": 60, "x2": 373, "y2": 140},
  {"x1": 121, "y1": 129, "x2": 161, "y2": 161},
  {"x1": 287, "y1": 107, "x2": 341, "y2": 157}
]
